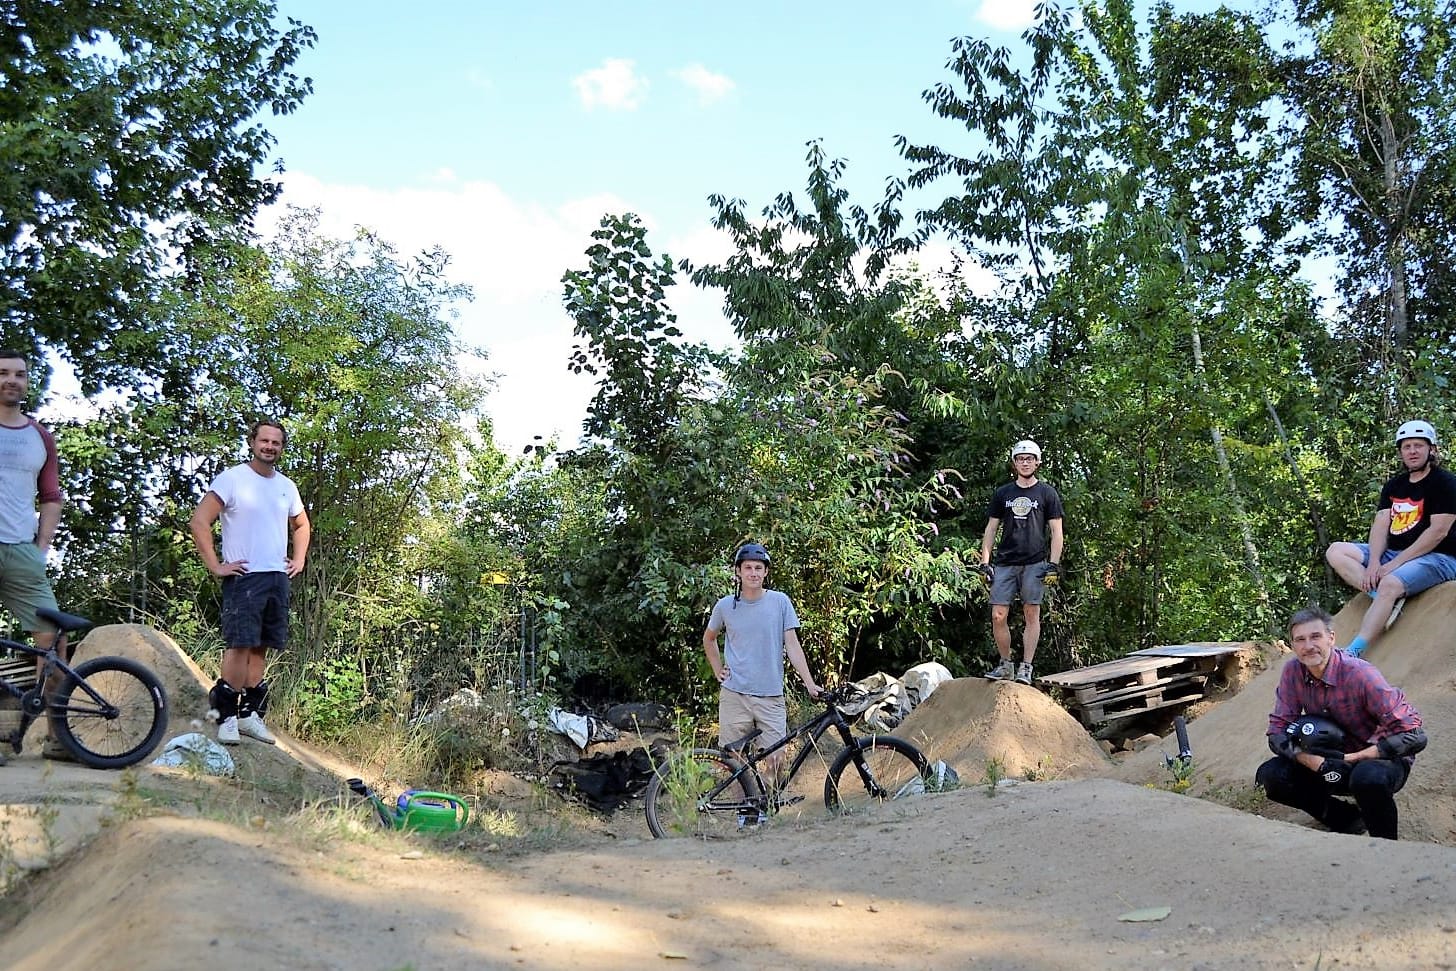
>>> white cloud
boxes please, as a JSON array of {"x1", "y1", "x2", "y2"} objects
[
  {"x1": 972, "y1": 0, "x2": 1038, "y2": 32},
  {"x1": 463, "y1": 67, "x2": 494, "y2": 95},
  {"x1": 671, "y1": 63, "x2": 736, "y2": 106},
  {"x1": 257, "y1": 172, "x2": 740, "y2": 457},
  {"x1": 261, "y1": 172, "x2": 628, "y2": 454},
  {"x1": 573, "y1": 58, "x2": 648, "y2": 111}
]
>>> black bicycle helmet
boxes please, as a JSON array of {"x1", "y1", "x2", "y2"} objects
[
  {"x1": 734, "y1": 542, "x2": 770, "y2": 565},
  {"x1": 1284, "y1": 715, "x2": 1348, "y2": 757}
]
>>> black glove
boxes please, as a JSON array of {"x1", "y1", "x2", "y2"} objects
[
  {"x1": 979, "y1": 563, "x2": 995, "y2": 583},
  {"x1": 1041, "y1": 563, "x2": 1061, "y2": 587},
  {"x1": 1270, "y1": 731, "x2": 1299, "y2": 760},
  {"x1": 1317, "y1": 758, "x2": 1352, "y2": 792}
]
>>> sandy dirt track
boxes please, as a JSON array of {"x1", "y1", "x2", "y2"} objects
[{"x1": 2, "y1": 592, "x2": 1455, "y2": 970}]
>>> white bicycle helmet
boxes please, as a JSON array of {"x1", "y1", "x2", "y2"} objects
[
  {"x1": 1395, "y1": 420, "x2": 1438, "y2": 446},
  {"x1": 1010, "y1": 439, "x2": 1042, "y2": 461}
]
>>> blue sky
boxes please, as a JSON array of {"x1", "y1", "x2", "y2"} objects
[{"x1": 258, "y1": 1, "x2": 1055, "y2": 454}]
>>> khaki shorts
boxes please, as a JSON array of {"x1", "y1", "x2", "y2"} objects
[
  {"x1": 719, "y1": 688, "x2": 787, "y2": 751},
  {"x1": 0, "y1": 542, "x2": 59, "y2": 633}
]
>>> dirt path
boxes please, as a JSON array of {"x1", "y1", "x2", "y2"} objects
[
  {"x1": 6, "y1": 603, "x2": 1456, "y2": 970},
  {"x1": 4, "y1": 774, "x2": 1456, "y2": 971}
]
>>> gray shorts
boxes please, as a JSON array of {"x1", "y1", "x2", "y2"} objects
[{"x1": 990, "y1": 562, "x2": 1048, "y2": 606}]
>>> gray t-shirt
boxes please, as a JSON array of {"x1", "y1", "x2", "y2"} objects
[{"x1": 706, "y1": 589, "x2": 800, "y2": 697}]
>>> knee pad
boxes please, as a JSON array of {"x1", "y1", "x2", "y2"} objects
[
  {"x1": 240, "y1": 681, "x2": 269, "y2": 718},
  {"x1": 207, "y1": 679, "x2": 239, "y2": 722}
]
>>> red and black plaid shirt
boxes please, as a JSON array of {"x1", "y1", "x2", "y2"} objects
[{"x1": 1268, "y1": 650, "x2": 1422, "y2": 760}]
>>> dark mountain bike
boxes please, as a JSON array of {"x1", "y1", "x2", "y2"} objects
[
  {"x1": 0, "y1": 607, "x2": 169, "y2": 769},
  {"x1": 644, "y1": 685, "x2": 930, "y2": 839}
]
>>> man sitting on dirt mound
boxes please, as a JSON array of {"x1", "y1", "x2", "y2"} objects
[
  {"x1": 1256, "y1": 606, "x2": 1426, "y2": 840},
  {"x1": 1325, "y1": 419, "x2": 1456, "y2": 658}
]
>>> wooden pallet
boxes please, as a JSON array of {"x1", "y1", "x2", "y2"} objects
[
  {"x1": 0, "y1": 656, "x2": 35, "y2": 690},
  {"x1": 1040, "y1": 642, "x2": 1244, "y2": 726},
  {"x1": 1077, "y1": 676, "x2": 1210, "y2": 723}
]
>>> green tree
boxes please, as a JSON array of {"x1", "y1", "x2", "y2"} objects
[
  {"x1": 53, "y1": 209, "x2": 502, "y2": 721},
  {"x1": 0, "y1": 0, "x2": 315, "y2": 384},
  {"x1": 899, "y1": 0, "x2": 1325, "y2": 654}
]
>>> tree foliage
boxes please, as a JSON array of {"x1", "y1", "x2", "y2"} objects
[
  {"x1": 0, "y1": 0, "x2": 315, "y2": 384},
  {"x1": 52, "y1": 209, "x2": 504, "y2": 721}
]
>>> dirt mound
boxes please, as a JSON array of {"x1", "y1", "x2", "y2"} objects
[
  {"x1": 29, "y1": 623, "x2": 353, "y2": 799},
  {"x1": 893, "y1": 676, "x2": 1110, "y2": 781},
  {"x1": 1115, "y1": 584, "x2": 1456, "y2": 844}
]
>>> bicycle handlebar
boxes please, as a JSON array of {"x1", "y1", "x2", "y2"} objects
[{"x1": 817, "y1": 684, "x2": 866, "y2": 707}]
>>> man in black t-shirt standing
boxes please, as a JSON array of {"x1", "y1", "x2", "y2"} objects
[
  {"x1": 1326, "y1": 419, "x2": 1456, "y2": 658},
  {"x1": 980, "y1": 440, "x2": 1065, "y2": 685}
]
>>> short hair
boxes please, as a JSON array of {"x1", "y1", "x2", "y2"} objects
[
  {"x1": 1288, "y1": 605, "x2": 1334, "y2": 634},
  {"x1": 0, "y1": 348, "x2": 28, "y2": 364},
  {"x1": 248, "y1": 417, "x2": 288, "y2": 446}
]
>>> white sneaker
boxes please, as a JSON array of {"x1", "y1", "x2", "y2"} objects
[
  {"x1": 1015, "y1": 662, "x2": 1034, "y2": 685},
  {"x1": 237, "y1": 713, "x2": 277, "y2": 745},
  {"x1": 1384, "y1": 597, "x2": 1406, "y2": 631},
  {"x1": 217, "y1": 716, "x2": 240, "y2": 745}
]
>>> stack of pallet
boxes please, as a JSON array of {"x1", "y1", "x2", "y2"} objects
[
  {"x1": 1038, "y1": 643, "x2": 1243, "y2": 726},
  {"x1": 0, "y1": 652, "x2": 35, "y2": 738}
]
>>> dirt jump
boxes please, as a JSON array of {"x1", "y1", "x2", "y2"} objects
[{"x1": 3, "y1": 594, "x2": 1456, "y2": 970}]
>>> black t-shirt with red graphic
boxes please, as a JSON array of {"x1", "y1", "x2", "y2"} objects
[{"x1": 1378, "y1": 465, "x2": 1456, "y2": 555}]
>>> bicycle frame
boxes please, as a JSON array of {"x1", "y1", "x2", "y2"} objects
[
  {"x1": 708, "y1": 692, "x2": 867, "y2": 812},
  {"x1": 0, "y1": 619, "x2": 113, "y2": 753}
]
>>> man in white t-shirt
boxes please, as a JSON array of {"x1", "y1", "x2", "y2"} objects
[{"x1": 190, "y1": 419, "x2": 310, "y2": 745}]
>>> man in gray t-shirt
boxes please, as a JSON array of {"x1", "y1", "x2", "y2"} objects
[{"x1": 703, "y1": 543, "x2": 820, "y2": 776}]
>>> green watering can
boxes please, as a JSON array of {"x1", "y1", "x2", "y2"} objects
[{"x1": 347, "y1": 778, "x2": 469, "y2": 834}]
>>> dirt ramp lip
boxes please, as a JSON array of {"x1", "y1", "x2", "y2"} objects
[{"x1": 891, "y1": 676, "x2": 1110, "y2": 780}]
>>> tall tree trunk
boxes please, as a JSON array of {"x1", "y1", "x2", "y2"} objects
[{"x1": 1380, "y1": 109, "x2": 1409, "y2": 350}]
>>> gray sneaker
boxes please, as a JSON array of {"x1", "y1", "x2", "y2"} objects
[
  {"x1": 1015, "y1": 662, "x2": 1034, "y2": 685},
  {"x1": 986, "y1": 659, "x2": 1016, "y2": 681}
]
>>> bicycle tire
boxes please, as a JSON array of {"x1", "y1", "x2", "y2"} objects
[
  {"x1": 644, "y1": 748, "x2": 762, "y2": 839},
  {"x1": 50, "y1": 656, "x2": 169, "y2": 769},
  {"x1": 824, "y1": 735, "x2": 929, "y2": 815}
]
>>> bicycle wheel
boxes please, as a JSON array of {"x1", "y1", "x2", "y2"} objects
[
  {"x1": 824, "y1": 736, "x2": 929, "y2": 815},
  {"x1": 50, "y1": 656, "x2": 169, "y2": 769},
  {"x1": 645, "y1": 748, "x2": 762, "y2": 839}
]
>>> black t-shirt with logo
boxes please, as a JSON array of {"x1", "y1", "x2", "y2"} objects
[
  {"x1": 1379, "y1": 465, "x2": 1456, "y2": 555},
  {"x1": 987, "y1": 480, "x2": 1064, "y2": 566}
]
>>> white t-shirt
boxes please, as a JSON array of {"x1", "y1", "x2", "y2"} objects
[{"x1": 207, "y1": 463, "x2": 304, "y2": 573}]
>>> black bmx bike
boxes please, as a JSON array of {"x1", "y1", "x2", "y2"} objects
[
  {"x1": 644, "y1": 686, "x2": 930, "y2": 839},
  {"x1": 0, "y1": 607, "x2": 169, "y2": 769}
]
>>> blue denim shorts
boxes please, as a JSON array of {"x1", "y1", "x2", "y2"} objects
[
  {"x1": 220, "y1": 571, "x2": 291, "y2": 650},
  {"x1": 1355, "y1": 544, "x2": 1456, "y2": 596}
]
